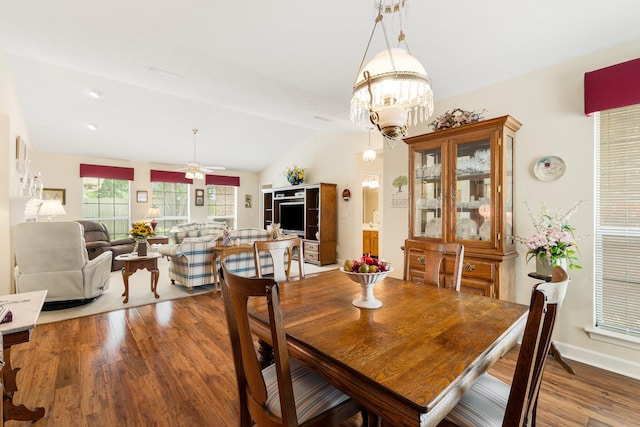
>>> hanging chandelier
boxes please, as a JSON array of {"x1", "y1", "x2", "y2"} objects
[
  {"x1": 363, "y1": 129, "x2": 377, "y2": 162},
  {"x1": 350, "y1": 0, "x2": 434, "y2": 148}
]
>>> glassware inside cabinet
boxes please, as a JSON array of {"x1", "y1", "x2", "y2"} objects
[
  {"x1": 414, "y1": 147, "x2": 443, "y2": 238},
  {"x1": 505, "y1": 134, "x2": 514, "y2": 243},
  {"x1": 455, "y1": 138, "x2": 492, "y2": 241}
]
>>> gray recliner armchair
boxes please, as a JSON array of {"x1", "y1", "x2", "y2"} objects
[
  {"x1": 76, "y1": 220, "x2": 135, "y2": 271},
  {"x1": 13, "y1": 221, "x2": 112, "y2": 305}
]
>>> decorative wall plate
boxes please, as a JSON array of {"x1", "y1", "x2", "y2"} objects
[{"x1": 534, "y1": 156, "x2": 566, "y2": 181}]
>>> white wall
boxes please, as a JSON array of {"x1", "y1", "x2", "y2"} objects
[{"x1": 1, "y1": 38, "x2": 30, "y2": 296}]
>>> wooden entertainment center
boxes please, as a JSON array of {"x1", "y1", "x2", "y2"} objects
[{"x1": 262, "y1": 183, "x2": 337, "y2": 266}]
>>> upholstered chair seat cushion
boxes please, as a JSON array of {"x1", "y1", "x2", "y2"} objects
[
  {"x1": 263, "y1": 359, "x2": 351, "y2": 424},
  {"x1": 444, "y1": 373, "x2": 510, "y2": 426}
]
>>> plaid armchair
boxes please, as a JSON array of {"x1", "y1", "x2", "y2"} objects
[{"x1": 158, "y1": 228, "x2": 276, "y2": 292}]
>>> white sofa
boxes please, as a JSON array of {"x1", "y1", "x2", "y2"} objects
[{"x1": 13, "y1": 221, "x2": 112, "y2": 303}]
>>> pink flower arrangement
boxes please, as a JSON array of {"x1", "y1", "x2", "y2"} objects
[{"x1": 514, "y1": 201, "x2": 582, "y2": 270}]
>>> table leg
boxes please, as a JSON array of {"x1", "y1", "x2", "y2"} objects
[
  {"x1": 3, "y1": 345, "x2": 45, "y2": 422},
  {"x1": 212, "y1": 253, "x2": 219, "y2": 292},
  {"x1": 121, "y1": 270, "x2": 131, "y2": 303},
  {"x1": 550, "y1": 342, "x2": 576, "y2": 375},
  {"x1": 151, "y1": 269, "x2": 160, "y2": 299}
]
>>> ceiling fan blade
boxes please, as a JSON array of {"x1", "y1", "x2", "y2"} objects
[{"x1": 201, "y1": 165, "x2": 226, "y2": 171}]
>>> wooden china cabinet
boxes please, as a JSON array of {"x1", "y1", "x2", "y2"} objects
[{"x1": 404, "y1": 115, "x2": 521, "y2": 301}]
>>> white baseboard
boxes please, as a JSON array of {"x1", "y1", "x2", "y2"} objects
[{"x1": 552, "y1": 341, "x2": 640, "y2": 380}]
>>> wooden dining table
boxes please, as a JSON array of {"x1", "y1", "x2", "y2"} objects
[{"x1": 248, "y1": 269, "x2": 529, "y2": 427}]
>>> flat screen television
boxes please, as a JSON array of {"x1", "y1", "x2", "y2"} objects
[{"x1": 279, "y1": 202, "x2": 304, "y2": 236}]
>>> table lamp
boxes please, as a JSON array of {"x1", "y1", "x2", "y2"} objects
[
  {"x1": 145, "y1": 205, "x2": 162, "y2": 230},
  {"x1": 39, "y1": 199, "x2": 66, "y2": 221}
]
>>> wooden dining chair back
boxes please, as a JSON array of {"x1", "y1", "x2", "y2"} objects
[
  {"x1": 254, "y1": 238, "x2": 304, "y2": 283},
  {"x1": 441, "y1": 266, "x2": 570, "y2": 427},
  {"x1": 403, "y1": 239, "x2": 464, "y2": 290},
  {"x1": 220, "y1": 264, "x2": 363, "y2": 427}
]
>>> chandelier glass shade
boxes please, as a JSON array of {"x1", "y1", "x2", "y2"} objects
[
  {"x1": 350, "y1": 1, "x2": 434, "y2": 144},
  {"x1": 363, "y1": 129, "x2": 377, "y2": 161}
]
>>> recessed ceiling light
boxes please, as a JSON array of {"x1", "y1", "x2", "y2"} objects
[
  {"x1": 88, "y1": 90, "x2": 103, "y2": 99},
  {"x1": 87, "y1": 123, "x2": 98, "y2": 131}
]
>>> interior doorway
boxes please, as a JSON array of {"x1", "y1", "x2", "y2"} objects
[{"x1": 362, "y1": 174, "x2": 380, "y2": 257}]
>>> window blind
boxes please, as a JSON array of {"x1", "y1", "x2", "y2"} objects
[{"x1": 595, "y1": 104, "x2": 640, "y2": 337}]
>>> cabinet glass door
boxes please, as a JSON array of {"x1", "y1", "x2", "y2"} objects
[
  {"x1": 414, "y1": 147, "x2": 443, "y2": 238},
  {"x1": 505, "y1": 134, "x2": 514, "y2": 244},
  {"x1": 455, "y1": 138, "x2": 492, "y2": 242}
]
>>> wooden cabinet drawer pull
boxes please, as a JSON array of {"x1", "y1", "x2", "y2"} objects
[
  {"x1": 417, "y1": 256, "x2": 426, "y2": 265},
  {"x1": 462, "y1": 263, "x2": 476, "y2": 272}
]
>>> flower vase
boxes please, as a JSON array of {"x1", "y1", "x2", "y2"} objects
[
  {"x1": 535, "y1": 257, "x2": 567, "y2": 276},
  {"x1": 138, "y1": 239, "x2": 148, "y2": 256},
  {"x1": 134, "y1": 238, "x2": 148, "y2": 256}
]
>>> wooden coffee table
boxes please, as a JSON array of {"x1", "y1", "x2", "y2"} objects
[{"x1": 115, "y1": 253, "x2": 161, "y2": 303}]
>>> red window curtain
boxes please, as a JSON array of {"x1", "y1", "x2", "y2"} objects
[
  {"x1": 584, "y1": 58, "x2": 640, "y2": 115},
  {"x1": 150, "y1": 170, "x2": 193, "y2": 184},
  {"x1": 206, "y1": 174, "x2": 240, "y2": 187},
  {"x1": 79, "y1": 164, "x2": 134, "y2": 180}
]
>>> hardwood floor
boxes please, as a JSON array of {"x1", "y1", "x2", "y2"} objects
[{"x1": 5, "y1": 293, "x2": 640, "y2": 426}]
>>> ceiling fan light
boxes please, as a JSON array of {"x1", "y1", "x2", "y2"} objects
[{"x1": 185, "y1": 171, "x2": 194, "y2": 179}]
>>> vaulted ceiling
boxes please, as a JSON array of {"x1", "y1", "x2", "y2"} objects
[{"x1": 2, "y1": 1, "x2": 640, "y2": 172}]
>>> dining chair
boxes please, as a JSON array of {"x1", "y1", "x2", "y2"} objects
[
  {"x1": 403, "y1": 239, "x2": 464, "y2": 290},
  {"x1": 219, "y1": 264, "x2": 368, "y2": 427},
  {"x1": 254, "y1": 238, "x2": 304, "y2": 283},
  {"x1": 439, "y1": 266, "x2": 570, "y2": 427}
]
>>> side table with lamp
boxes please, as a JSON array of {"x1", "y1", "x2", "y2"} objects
[{"x1": 145, "y1": 205, "x2": 162, "y2": 231}]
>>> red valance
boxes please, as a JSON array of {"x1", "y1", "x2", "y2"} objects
[
  {"x1": 584, "y1": 58, "x2": 640, "y2": 115},
  {"x1": 150, "y1": 170, "x2": 193, "y2": 184},
  {"x1": 206, "y1": 174, "x2": 240, "y2": 187},
  {"x1": 79, "y1": 164, "x2": 134, "y2": 180}
]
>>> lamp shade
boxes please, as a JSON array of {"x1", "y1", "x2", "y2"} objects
[
  {"x1": 351, "y1": 48, "x2": 433, "y2": 133},
  {"x1": 38, "y1": 199, "x2": 66, "y2": 220},
  {"x1": 145, "y1": 206, "x2": 162, "y2": 219},
  {"x1": 145, "y1": 205, "x2": 162, "y2": 230}
]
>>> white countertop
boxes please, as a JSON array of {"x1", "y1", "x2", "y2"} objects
[
  {"x1": 0, "y1": 290, "x2": 47, "y2": 335},
  {"x1": 363, "y1": 225, "x2": 379, "y2": 231}
]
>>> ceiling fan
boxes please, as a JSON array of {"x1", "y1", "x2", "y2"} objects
[{"x1": 177, "y1": 129, "x2": 225, "y2": 179}]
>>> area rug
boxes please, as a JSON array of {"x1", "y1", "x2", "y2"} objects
[{"x1": 37, "y1": 258, "x2": 339, "y2": 325}]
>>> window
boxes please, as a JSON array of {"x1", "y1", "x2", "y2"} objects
[
  {"x1": 152, "y1": 182, "x2": 189, "y2": 235},
  {"x1": 82, "y1": 178, "x2": 130, "y2": 239},
  {"x1": 207, "y1": 185, "x2": 237, "y2": 229},
  {"x1": 595, "y1": 104, "x2": 640, "y2": 338}
]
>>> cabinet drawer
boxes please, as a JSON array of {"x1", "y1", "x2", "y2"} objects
[
  {"x1": 445, "y1": 257, "x2": 495, "y2": 281},
  {"x1": 303, "y1": 241, "x2": 319, "y2": 253},
  {"x1": 459, "y1": 279, "x2": 494, "y2": 298},
  {"x1": 304, "y1": 251, "x2": 319, "y2": 262}
]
